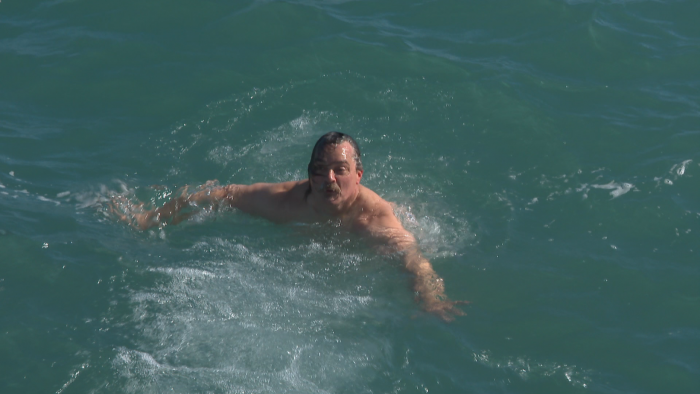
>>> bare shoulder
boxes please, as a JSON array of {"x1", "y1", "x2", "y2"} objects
[
  {"x1": 277, "y1": 180, "x2": 312, "y2": 204},
  {"x1": 357, "y1": 185, "x2": 393, "y2": 211},
  {"x1": 352, "y1": 186, "x2": 414, "y2": 250},
  {"x1": 229, "y1": 180, "x2": 310, "y2": 222},
  {"x1": 354, "y1": 186, "x2": 401, "y2": 228},
  {"x1": 230, "y1": 180, "x2": 307, "y2": 199}
]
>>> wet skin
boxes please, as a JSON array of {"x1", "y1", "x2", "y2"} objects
[{"x1": 112, "y1": 142, "x2": 466, "y2": 321}]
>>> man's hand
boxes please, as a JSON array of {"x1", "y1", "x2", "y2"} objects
[
  {"x1": 411, "y1": 266, "x2": 468, "y2": 322},
  {"x1": 110, "y1": 182, "x2": 228, "y2": 231},
  {"x1": 421, "y1": 294, "x2": 468, "y2": 322}
]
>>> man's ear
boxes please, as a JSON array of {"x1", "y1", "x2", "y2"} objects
[{"x1": 356, "y1": 170, "x2": 363, "y2": 183}]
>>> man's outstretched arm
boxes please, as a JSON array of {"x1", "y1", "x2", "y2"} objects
[
  {"x1": 362, "y1": 210, "x2": 467, "y2": 322},
  {"x1": 110, "y1": 182, "x2": 236, "y2": 230},
  {"x1": 111, "y1": 180, "x2": 304, "y2": 230}
]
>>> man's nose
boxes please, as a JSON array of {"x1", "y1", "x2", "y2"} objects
[{"x1": 327, "y1": 169, "x2": 336, "y2": 182}]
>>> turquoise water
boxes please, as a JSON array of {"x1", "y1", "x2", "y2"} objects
[{"x1": 1, "y1": 0, "x2": 699, "y2": 393}]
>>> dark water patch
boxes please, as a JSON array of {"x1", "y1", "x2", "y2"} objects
[
  {"x1": 462, "y1": 251, "x2": 699, "y2": 393},
  {"x1": 0, "y1": 231, "x2": 130, "y2": 394}
]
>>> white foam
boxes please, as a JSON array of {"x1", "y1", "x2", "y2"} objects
[
  {"x1": 37, "y1": 195, "x2": 60, "y2": 205},
  {"x1": 111, "y1": 236, "x2": 393, "y2": 393},
  {"x1": 473, "y1": 350, "x2": 593, "y2": 388},
  {"x1": 393, "y1": 204, "x2": 474, "y2": 258},
  {"x1": 590, "y1": 181, "x2": 634, "y2": 199},
  {"x1": 670, "y1": 159, "x2": 692, "y2": 176}
]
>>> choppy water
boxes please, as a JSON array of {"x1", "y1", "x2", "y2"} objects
[{"x1": 1, "y1": 1, "x2": 699, "y2": 393}]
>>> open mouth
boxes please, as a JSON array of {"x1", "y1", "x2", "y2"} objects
[{"x1": 321, "y1": 184, "x2": 341, "y2": 198}]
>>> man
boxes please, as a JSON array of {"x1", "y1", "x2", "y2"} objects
[{"x1": 113, "y1": 132, "x2": 465, "y2": 321}]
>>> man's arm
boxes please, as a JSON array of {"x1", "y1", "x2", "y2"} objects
[
  {"x1": 112, "y1": 180, "x2": 305, "y2": 230},
  {"x1": 360, "y1": 206, "x2": 466, "y2": 322}
]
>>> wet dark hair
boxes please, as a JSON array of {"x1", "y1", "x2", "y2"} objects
[{"x1": 307, "y1": 131, "x2": 363, "y2": 177}]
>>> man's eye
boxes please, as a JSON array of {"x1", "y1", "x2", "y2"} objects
[{"x1": 335, "y1": 167, "x2": 348, "y2": 174}]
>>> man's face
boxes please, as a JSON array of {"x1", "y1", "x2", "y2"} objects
[{"x1": 309, "y1": 142, "x2": 363, "y2": 209}]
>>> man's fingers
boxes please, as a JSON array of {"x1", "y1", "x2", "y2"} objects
[
  {"x1": 439, "y1": 311, "x2": 455, "y2": 322},
  {"x1": 450, "y1": 306, "x2": 466, "y2": 316},
  {"x1": 424, "y1": 299, "x2": 467, "y2": 322},
  {"x1": 200, "y1": 180, "x2": 219, "y2": 189},
  {"x1": 108, "y1": 200, "x2": 128, "y2": 222},
  {"x1": 172, "y1": 210, "x2": 199, "y2": 225},
  {"x1": 109, "y1": 197, "x2": 132, "y2": 221}
]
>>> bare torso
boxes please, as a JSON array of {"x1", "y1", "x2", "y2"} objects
[
  {"x1": 228, "y1": 180, "x2": 399, "y2": 234},
  {"x1": 114, "y1": 179, "x2": 465, "y2": 321}
]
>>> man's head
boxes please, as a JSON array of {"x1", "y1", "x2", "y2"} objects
[
  {"x1": 307, "y1": 132, "x2": 364, "y2": 211},
  {"x1": 308, "y1": 132, "x2": 363, "y2": 176}
]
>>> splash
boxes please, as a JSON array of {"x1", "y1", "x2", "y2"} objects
[
  {"x1": 670, "y1": 159, "x2": 692, "y2": 177},
  {"x1": 473, "y1": 350, "x2": 593, "y2": 389},
  {"x1": 590, "y1": 181, "x2": 634, "y2": 199},
  {"x1": 110, "y1": 236, "x2": 394, "y2": 393},
  {"x1": 393, "y1": 203, "x2": 474, "y2": 258}
]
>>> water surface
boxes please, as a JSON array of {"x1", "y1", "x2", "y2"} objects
[{"x1": 1, "y1": 1, "x2": 699, "y2": 393}]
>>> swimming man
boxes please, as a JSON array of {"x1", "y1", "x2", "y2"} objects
[{"x1": 113, "y1": 132, "x2": 466, "y2": 321}]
